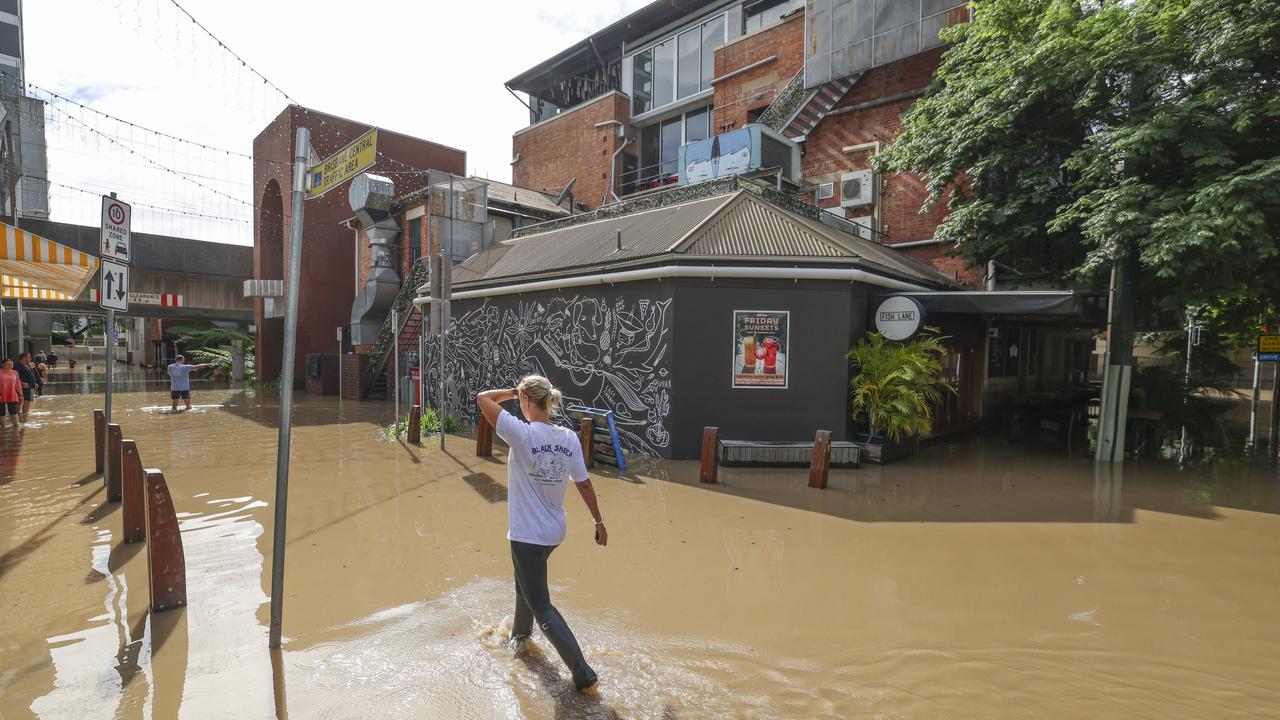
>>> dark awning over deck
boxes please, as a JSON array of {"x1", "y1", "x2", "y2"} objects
[{"x1": 879, "y1": 291, "x2": 1106, "y2": 326}]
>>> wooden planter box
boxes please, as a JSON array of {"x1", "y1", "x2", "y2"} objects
[{"x1": 853, "y1": 434, "x2": 919, "y2": 464}]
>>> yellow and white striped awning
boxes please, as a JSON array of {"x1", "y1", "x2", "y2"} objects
[{"x1": 0, "y1": 222, "x2": 98, "y2": 301}]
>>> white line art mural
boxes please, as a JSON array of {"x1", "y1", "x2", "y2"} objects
[{"x1": 423, "y1": 294, "x2": 674, "y2": 456}]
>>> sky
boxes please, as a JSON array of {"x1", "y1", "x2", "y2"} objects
[{"x1": 23, "y1": 0, "x2": 651, "y2": 244}]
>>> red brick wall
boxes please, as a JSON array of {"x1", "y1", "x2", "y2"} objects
[
  {"x1": 512, "y1": 92, "x2": 628, "y2": 210},
  {"x1": 252, "y1": 106, "x2": 465, "y2": 381},
  {"x1": 712, "y1": 12, "x2": 804, "y2": 133},
  {"x1": 799, "y1": 48, "x2": 980, "y2": 286}
]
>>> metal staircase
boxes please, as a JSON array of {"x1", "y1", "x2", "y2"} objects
[
  {"x1": 758, "y1": 70, "x2": 862, "y2": 143},
  {"x1": 360, "y1": 258, "x2": 430, "y2": 399}
]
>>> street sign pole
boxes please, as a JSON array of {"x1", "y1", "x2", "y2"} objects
[
  {"x1": 99, "y1": 191, "x2": 130, "y2": 495},
  {"x1": 336, "y1": 327, "x2": 343, "y2": 403},
  {"x1": 269, "y1": 127, "x2": 309, "y2": 650},
  {"x1": 392, "y1": 305, "x2": 399, "y2": 423}
]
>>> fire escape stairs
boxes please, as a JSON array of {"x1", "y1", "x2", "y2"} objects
[
  {"x1": 360, "y1": 258, "x2": 431, "y2": 400},
  {"x1": 760, "y1": 71, "x2": 861, "y2": 144}
]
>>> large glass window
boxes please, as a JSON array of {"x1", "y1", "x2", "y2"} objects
[
  {"x1": 660, "y1": 117, "x2": 683, "y2": 177},
  {"x1": 630, "y1": 14, "x2": 726, "y2": 117},
  {"x1": 653, "y1": 39, "x2": 675, "y2": 109},
  {"x1": 677, "y1": 28, "x2": 701, "y2": 99},
  {"x1": 685, "y1": 106, "x2": 711, "y2": 143},
  {"x1": 702, "y1": 16, "x2": 724, "y2": 88}
]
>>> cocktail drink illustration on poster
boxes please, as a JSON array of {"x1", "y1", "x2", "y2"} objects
[{"x1": 732, "y1": 310, "x2": 789, "y2": 388}]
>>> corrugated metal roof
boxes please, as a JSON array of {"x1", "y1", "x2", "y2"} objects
[
  {"x1": 474, "y1": 194, "x2": 733, "y2": 280},
  {"x1": 481, "y1": 180, "x2": 568, "y2": 217},
  {"x1": 683, "y1": 196, "x2": 846, "y2": 257},
  {"x1": 451, "y1": 190, "x2": 952, "y2": 288}
]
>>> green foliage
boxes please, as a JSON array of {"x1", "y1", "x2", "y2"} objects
[
  {"x1": 185, "y1": 346, "x2": 256, "y2": 382},
  {"x1": 168, "y1": 321, "x2": 253, "y2": 352},
  {"x1": 847, "y1": 330, "x2": 954, "y2": 441},
  {"x1": 878, "y1": 0, "x2": 1280, "y2": 325},
  {"x1": 380, "y1": 408, "x2": 463, "y2": 441},
  {"x1": 1128, "y1": 363, "x2": 1230, "y2": 451}
]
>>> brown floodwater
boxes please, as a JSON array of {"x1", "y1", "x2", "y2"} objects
[{"x1": 2, "y1": 389, "x2": 1279, "y2": 719}]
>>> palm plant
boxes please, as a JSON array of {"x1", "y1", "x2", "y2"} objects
[{"x1": 847, "y1": 329, "x2": 953, "y2": 442}]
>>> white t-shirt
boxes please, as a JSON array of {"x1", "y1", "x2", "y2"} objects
[{"x1": 496, "y1": 409, "x2": 590, "y2": 546}]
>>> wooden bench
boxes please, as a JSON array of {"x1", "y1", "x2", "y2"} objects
[{"x1": 718, "y1": 439, "x2": 860, "y2": 468}]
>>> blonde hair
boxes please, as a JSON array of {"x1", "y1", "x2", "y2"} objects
[{"x1": 517, "y1": 374, "x2": 562, "y2": 412}]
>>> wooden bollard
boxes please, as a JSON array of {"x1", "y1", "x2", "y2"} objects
[
  {"x1": 578, "y1": 419, "x2": 594, "y2": 469},
  {"x1": 107, "y1": 423, "x2": 123, "y2": 502},
  {"x1": 145, "y1": 469, "x2": 187, "y2": 612},
  {"x1": 808, "y1": 430, "x2": 832, "y2": 489},
  {"x1": 407, "y1": 404, "x2": 422, "y2": 444},
  {"x1": 121, "y1": 440, "x2": 146, "y2": 543},
  {"x1": 94, "y1": 409, "x2": 105, "y2": 473},
  {"x1": 699, "y1": 427, "x2": 719, "y2": 484},
  {"x1": 476, "y1": 414, "x2": 494, "y2": 457}
]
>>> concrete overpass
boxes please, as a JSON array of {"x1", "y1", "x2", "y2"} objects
[{"x1": 3, "y1": 217, "x2": 252, "y2": 322}]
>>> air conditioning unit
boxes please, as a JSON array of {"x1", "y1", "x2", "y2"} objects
[
  {"x1": 847, "y1": 215, "x2": 874, "y2": 240},
  {"x1": 840, "y1": 169, "x2": 875, "y2": 208}
]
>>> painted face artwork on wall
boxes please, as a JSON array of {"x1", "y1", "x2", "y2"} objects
[{"x1": 424, "y1": 294, "x2": 674, "y2": 456}]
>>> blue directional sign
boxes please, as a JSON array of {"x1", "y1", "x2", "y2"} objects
[{"x1": 1258, "y1": 352, "x2": 1280, "y2": 362}]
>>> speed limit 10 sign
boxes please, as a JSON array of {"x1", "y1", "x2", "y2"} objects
[{"x1": 100, "y1": 195, "x2": 132, "y2": 264}]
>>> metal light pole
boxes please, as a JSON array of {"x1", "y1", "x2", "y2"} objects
[
  {"x1": 336, "y1": 326, "x2": 343, "y2": 402},
  {"x1": 1179, "y1": 312, "x2": 1195, "y2": 462},
  {"x1": 392, "y1": 305, "x2": 399, "y2": 422},
  {"x1": 268, "y1": 127, "x2": 309, "y2": 650},
  {"x1": 439, "y1": 175, "x2": 453, "y2": 450}
]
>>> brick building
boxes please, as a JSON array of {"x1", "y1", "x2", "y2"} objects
[
  {"x1": 504, "y1": 0, "x2": 977, "y2": 283},
  {"x1": 251, "y1": 106, "x2": 465, "y2": 382}
]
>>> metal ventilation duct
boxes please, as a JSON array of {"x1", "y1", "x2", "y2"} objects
[{"x1": 348, "y1": 173, "x2": 401, "y2": 346}]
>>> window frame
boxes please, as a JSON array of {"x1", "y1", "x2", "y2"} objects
[{"x1": 628, "y1": 11, "x2": 728, "y2": 119}]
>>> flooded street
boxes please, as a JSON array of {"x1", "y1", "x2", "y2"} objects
[{"x1": 2, "y1": 389, "x2": 1279, "y2": 719}]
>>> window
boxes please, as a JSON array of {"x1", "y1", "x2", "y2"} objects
[
  {"x1": 408, "y1": 217, "x2": 423, "y2": 265},
  {"x1": 660, "y1": 117, "x2": 683, "y2": 177},
  {"x1": 635, "y1": 105, "x2": 714, "y2": 187},
  {"x1": 630, "y1": 14, "x2": 726, "y2": 117},
  {"x1": 745, "y1": 0, "x2": 803, "y2": 34}
]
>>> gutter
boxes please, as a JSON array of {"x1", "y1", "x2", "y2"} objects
[
  {"x1": 414, "y1": 264, "x2": 931, "y2": 306},
  {"x1": 711, "y1": 55, "x2": 778, "y2": 85}
]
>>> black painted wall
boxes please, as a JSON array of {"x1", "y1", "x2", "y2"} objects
[
  {"x1": 667, "y1": 278, "x2": 869, "y2": 459},
  {"x1": 425, "y1": 280, "x2": 676, "y2": 457}
]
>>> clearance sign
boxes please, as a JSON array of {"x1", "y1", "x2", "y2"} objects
[
  {"x1": 307, "y1": 128, "x2": 378, "y2": 198},
  {"x1": 1259, "y1": 334, "x2": 1280, "y2": 362}
]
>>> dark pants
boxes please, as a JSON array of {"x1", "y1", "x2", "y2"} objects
[{"x1": 510, "y1": 540, "x2": 597, "y2": 689}]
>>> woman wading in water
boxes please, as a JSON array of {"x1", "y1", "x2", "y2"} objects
[{"x1": 476, "y1": 375, "x2": 607, "y2": 693}]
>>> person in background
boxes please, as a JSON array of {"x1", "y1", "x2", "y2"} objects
[
  {"x1": 15, "y1": 353, "x2": 38, "y2": 421},
  {"x1": 0, "y1": 358, "x2": 22, "y2": 428},
  {"x1": 475, "y1": 375, "x2": 606, "y2": 694},
  {"x1": 167, "y1": 354, "x2": 215, "y2": 413},
  {"x1": 36, "y1": 362, "x2": 48, "y2": 394},
  {"x1": 46, "y1": 350, "x2": 58, "y2": 369}
]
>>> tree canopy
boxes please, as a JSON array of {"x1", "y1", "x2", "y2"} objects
[{"x1": 879, "y1": 0, "x2": 1280, "y2": 328}]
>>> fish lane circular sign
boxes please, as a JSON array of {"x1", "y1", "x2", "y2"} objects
[{"x1": 874, "y1": 296, "x2": 926, "y2": 341}]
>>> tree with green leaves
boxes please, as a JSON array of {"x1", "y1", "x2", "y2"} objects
[{"x1": 879, "y1": 0, "x2": 1280, "y2": 327}]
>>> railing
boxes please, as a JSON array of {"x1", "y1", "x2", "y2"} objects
[
  {"x1": 94, "y1": 410, "x2": 187, "y2": 612},
  {"x1": 361, "y1": 258, "x2": 431, "y2": 399}
]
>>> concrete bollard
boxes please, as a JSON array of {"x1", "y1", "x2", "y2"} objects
[
  {"x1": 94, "y1": 409, "x2": 105, "y2": 473},
  {"x1": 407, "y1": 405, "x2": 422, "y2": 445},
  {"x1": 476, "y1": 414, "x2": 494, "y2": 457},
  {"x1": 808, "y1": 430, "x2": 832, "y2": 489},
  {"x1": 145, "y1": 469, "x2": 187, "y2": 612},
  {"x1": 578, "y1": 418, "x2": 594, "y2": 469},
  {"x1": 699, "y1": 427, "x2": 719, "y2": 484},
  {"x1": 121, "y1": 440, "x2": 146, "y2": 543},
  {"x1": 107, "y1": 423, "x2": 123, "y2": 502}
]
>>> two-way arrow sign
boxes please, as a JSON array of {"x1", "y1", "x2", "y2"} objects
[{"x1": 98, "y1": 259, "x2": 129, "y2": 311}]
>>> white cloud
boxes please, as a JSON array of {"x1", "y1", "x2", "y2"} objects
[{"x1": 23, "y1": 0, "x2": 650, "y2": 244}]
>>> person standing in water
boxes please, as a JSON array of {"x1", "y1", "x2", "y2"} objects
[
  {"x1": 167, "y1": 354, "x2": 215, "y2": 413},
  {"x1": 0, "y1": 358, "x2": 22, "y2": 428},
  {"x1": 15, "y1": 353, "x2": 38, "y2": 421},
  {"x1": 476, "y1": 375, "x2": 606, "y2": 693}
]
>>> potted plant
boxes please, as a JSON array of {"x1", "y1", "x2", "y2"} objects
[{"x1": 847, "y1": 329, "x2": 953, "y2": 463}]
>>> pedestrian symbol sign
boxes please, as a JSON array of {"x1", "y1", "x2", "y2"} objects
[
  {"x1": 98, "y1": 259, "x2": 129, "y2": 312},
  {"x1": 101, "y1": 195, "x2": 132, "y2": 264}
]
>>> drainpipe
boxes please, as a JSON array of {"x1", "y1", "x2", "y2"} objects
[
  {"x1": 842, "y1": 141, "x2": 882, "y2": 238},
  {"x1": 595, "y1": 119, "x2": 629, "y2": 205},
  {"x1": 986, "y1": 259, "x2": 997, "y2": 291}
]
